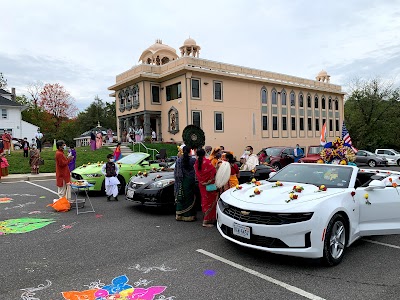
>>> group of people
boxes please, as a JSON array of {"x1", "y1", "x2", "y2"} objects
[{"x1": 121, "y1": 126, "x2": 158, "y2": 143}]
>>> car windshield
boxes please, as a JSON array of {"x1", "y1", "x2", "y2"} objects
[
  {"x1": 364, "y1": 150, "x2": 374, "y2": 156},
  {"x1": 392, "y1": 149, "x2": 400, "y2": 154},
  {"x1": 269, "y1": 164, "x2": 353, "y2": 188},
  {"x1": 118, "y1": 153, "x2": 149, "y2": 165},
  {"x1": 308, "y1": 146, "x2": 324, "y2": 154},
  {"x1": 265, "y1": 148, "x2": 283, "y2": 156}
]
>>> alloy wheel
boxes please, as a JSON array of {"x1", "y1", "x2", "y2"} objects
[{"x1": 329, "y1": 221, "x2": 345, "y2": 259}]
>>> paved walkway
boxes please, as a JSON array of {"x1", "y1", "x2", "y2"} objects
[{"x1": 0, "y1": 173, "x2": 56, "y2": 183}]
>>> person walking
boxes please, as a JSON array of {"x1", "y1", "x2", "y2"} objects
[
  {"x1": 194, "y1": 148, "x2": 219, "y2": 228},
  {"x1": 22, "y1": 137, "x2": 30, "y2": 158},
  {"x1": 29, "y1": 144, "x2": 41, "y2": 174},
  {"x1": 113, "y1": 142, "x2": 122, "y2": 161},
  {"x1": 55, "y1": 140, "x2": 73, "y2": 198},
  {"x1": 101, "y1": 154, "x2": 120, "y2": 201},
  {"x1": 90, "y1": 130, "x2": 96, "y2": 151},
  {"x1": 174, "y1": 146, "x2": 197, "y2": 222},
  {"x1": 68, "y1": 145, "x2": 77, "y2": 172},
  {"x1": 2, "y1": 131, "x2": 12, "y2": 156}
]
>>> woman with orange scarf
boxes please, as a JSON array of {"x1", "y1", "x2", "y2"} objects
[{"x1": 194, "y1": 148, "x2": 219, "y2": 227}]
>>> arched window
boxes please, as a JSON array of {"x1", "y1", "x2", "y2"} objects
[
  {"x1": 314, "y1": 95, "x2": 319, "y2": 109},
  {"x1": 307, "y1": 95, "x2": 312, "y2": 108},
  {"x1": 161, "y1": 57, "x2": 170, "y2": 64},
  {"x1": 335, "y1": 98, "x2": 339, "y2": 110},
  {"x1": 299, "y1": 94, "x2": 304, "y2": 108},
  {"x1": 281, "y1": 90, "x2": 287, "y2": 106},
  {"x1": 322, "y1": 97, "x2": 326, "y2": 109},
  {"x1": 261, "y1": 88, "x2": 267, "y2": 104},
  {"x1": 328, "y1": 97, "x2": 332, "y2": 110},
  {"x1": 272, "y1": 89, "x2": 277, "y2": 105},
  {"x1": 290, "y1": 92, "x2": 295, "y2": 107}
]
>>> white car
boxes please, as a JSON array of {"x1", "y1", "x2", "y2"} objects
[
  {"x1": 375, "y1": 149, "x2": 400, "y2": 166},
  {"x1": 217, "y1": 163, "x2": 400, "y2": 266}
]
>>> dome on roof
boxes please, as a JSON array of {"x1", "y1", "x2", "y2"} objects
[
  {"x1": 318, "y1": 70, "x2": 328, "y2": 76},
  {"x1": 316, "y1": 69, "x2": 331, "y2": 83},
  {"x1": 184, "y1": 37, "x2": 197, "y2": 46},
  {"x1": 139, "y1": 39, "x2": 179, "y2": 65}
]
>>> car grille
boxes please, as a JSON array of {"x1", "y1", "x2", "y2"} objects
[
  {"x1": 222, "y1": 205, "x2": 313, "y2": 225},
  {"x1": 71, "y1": 173, "x2": 83, "y2": 180},
  {"x1": 221, "y1": 225, "x2": 289, "y2": 248}
]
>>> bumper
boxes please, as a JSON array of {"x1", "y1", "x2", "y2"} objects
[
  {"x1": 385, "y1": 159, "x2": 397, "y2": 166},
  {"x1": 216, "y1": 202, "x2": 324, "y2": 258},
  {"x1": 125, "y1": 187, "x2": 175, "y2": 207}
]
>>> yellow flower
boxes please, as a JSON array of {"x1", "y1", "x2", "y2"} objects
[
  {"x1": 251, "y1": 178, "x2": 256, "y2": 183},
  {"x1": 320, "y1": 185, "x2": 325, "y2": 189},
  {"x1": 88, "y1": 162, "x2": 91, "y2": 165},
  {"x1": 364, "y1": 193, "x2": 369, "y2": 199},
  {"x1": 340, "y1": 160, "x2": 347, "y2": 165},
  {"x1": 289, "y1": 193, "x2": 294, "y2": 199},
  {"x1": 317, "y1": 159, "x2": 324, "y2": 164}
]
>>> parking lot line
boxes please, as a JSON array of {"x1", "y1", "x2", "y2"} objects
[
  {"x1": 25, "y1": 181, "x2": 58, "y2": 195},
  {"x1": 196, "y1": 249, "x2": 325, "y2": 300},
  {"x1": 363, "y1": 239, "x2": 400, "y2": 249}
]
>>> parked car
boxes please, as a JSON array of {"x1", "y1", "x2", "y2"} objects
[
  {"x1": 356, "y1": 150, "x2": 387, "y2": 167},
  {"x1": 126, "y1": 162, "x2": 275, "y2": 207},
  {"x1": 375, "y1": 149, "x2": 400, "y2": 166},
  {"x1": 12, "y1": 138, "x2": 23, "y2": 150},
  {"x1": 71, "y1": 152, "x2": 160, "y2": 194},
  {"x1": 259, "y1": 147, "x2": 295, "y2": 171},
  {"x1": 217, "y1": 163, "x2": 400, "y2": 266},
  {"x1": 298, "y1": 145, "x2": 325, "y2": 163}
]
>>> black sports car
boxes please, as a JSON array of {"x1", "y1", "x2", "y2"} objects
[{"x1": 125, "y1": 163, "x2": 275, "y2": 207}]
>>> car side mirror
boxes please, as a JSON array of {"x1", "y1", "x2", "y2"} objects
[
  {"x1": 269, "y1": 172, "x2": 277, "y2": 178},
  {"x1": 365, "y1": 180, "x2": 386, "y2": 191},
  {"x1": 141, "y1": 161, "x2": 150, "y2": 166}
]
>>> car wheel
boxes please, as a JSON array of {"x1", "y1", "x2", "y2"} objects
[
  {"x1": 272, "y1": 163, "x2": 281, "y2": 171},
  {"x1": 117, "y1": 175, "x2": 126, "y2": 195},
  {"x1": 322, "y1": 214, "x2": 347, "y2": 266},
  {"x1": 368, "y1": 160, "x2": 376, "y2": 168}
]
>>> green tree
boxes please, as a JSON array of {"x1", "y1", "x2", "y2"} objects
[
  {"x1": 344, "y1": 78, "x2": 400, "y2": 150},
  {"x1": 76, "y1": 96, "x2": 116, "y2": 132}
]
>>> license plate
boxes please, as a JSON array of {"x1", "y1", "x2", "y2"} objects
[
  {"x1": 127, "y1": 190, "x2": 135, "y2": 198},
  {"x1": 233, "y1": 223, "x2": 251, "y2": 239}
]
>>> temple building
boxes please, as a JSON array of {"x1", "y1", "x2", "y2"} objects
[{"x1": 108, "y1": 38, "x2": 344, "y2": 155}]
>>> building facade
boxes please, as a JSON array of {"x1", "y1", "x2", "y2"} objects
[{"x1": 108, "y1": 38, "x2": 344, "y2": 155}]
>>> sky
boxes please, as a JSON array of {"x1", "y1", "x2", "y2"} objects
[{"x1": 1, "y1": 0, "x2": 400, "y2": 111}]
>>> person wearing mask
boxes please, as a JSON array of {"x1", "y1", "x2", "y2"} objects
[
  {"x1": 174, "y1": 146, "x2": 197, "y2": 222},
  {"x1": 194, "y1": 148, "x2": 219, "y2": 228},
  {"x1": 68, "y1": 145, "x2": 77, "y2": 172},
  {"x1": 294, "y1": 144, "x2": 304, "y2": 162},
  {"x1": 22, "y1": 137, "x2": 30, "y2": 158},
  {"x1": 55, "y1": 140, "x2": 73, "y2": 198},
  {"x1": 204, "y1": 146, "x2": 212, "y2": 158},
  {"x1": 34, "y1": 129, "x2": 44, "y2": 152},
  {"x1": 101, "y1": 154, "x2": 120, "y2": 201},
  {"x1": 240, "y1": 146, "x2": 259, "y2": 171},
  {"x1": 29, "y1": 144, "x2": 41, "y2": 174}
]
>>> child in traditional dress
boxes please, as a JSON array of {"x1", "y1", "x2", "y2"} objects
[{"x1": 101, "y1": 154, "x2": 120, "y2": 201}]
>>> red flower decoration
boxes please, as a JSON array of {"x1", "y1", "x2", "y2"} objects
[{"x1": 351, "y1": 191, "x2": 356, "y2": 197}]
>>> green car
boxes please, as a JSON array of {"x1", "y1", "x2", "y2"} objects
[{"x1": 71, "y1": 152, "x2": 160, "y2": 194}]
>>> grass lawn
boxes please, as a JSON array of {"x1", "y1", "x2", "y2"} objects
[
  {"x1": 6, "y1": 147, "x2": 113, "y2": 174},
  {"x1": 130, "y1": 142, "x2": 179, "y2": 158}
]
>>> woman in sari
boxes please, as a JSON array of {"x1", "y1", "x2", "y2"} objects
[
  {"x1": 90, "y1": 131, "x2": 96, "y2": 151},
  {"x1": 174, "y1": 146, "x2": 197, "y2": 221},
  {"x1": 96, "y1": 131, "x2": 103, "y2": 149},
  {"x1": 194, "y1": 148, "x2": 219, "y2": 227},
  {"x1": 226, "y1": 153, "x2": 240, "y2": 187},
  {"x1": 29, "y1": 144, "x2": 41, "y2": 174}
]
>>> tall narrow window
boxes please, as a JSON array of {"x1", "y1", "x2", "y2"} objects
[
  {"x1": 192, "y1": 111, "x2": 202, "y2": 128},
  {"x1": 307, "y1": 95, "x2": 312, "y2": 108},
  {"x1": 261, "y1": 89, "x2": 267, "y2": 104},
  {"x1": 308, "y1": 117, "x2": 312, "y2": 131},
  {"x1": 1, "y1": 109, "x2": 7, "y2": 119},
  {"x1": 335, "y1": 119, "x2": 339, "y2": 131},
  {"x1": 214, "y1": 112, "x2": 224, "y2": 131},
  {"x1": 329, "y1": 119, "x2": 333, "y2": 131},
  {"x1": 213, "y1": 81, "x2": 223, "y2": 101},
  {"x1": 281, "y1": 91, "x2": 286, "y2": 106},
  {"x1": 282, "y1": 116, "x2": 287, "y2": 130},
  {"x1": 300, "y1": 118, "x2": 304, "y2": 130},
  {"x1": 191, "y1": 79, "x2": 200, "y2": 98},
  {"x1": 272, "y1": 90, "x2": 277, "y2": 105},
  {"x1": 299, "y1": 94, "x2": 304, "y2": 108},
  {"x1": 328, "y1": 98, "x2": 332, "y2": 110},
  {"x1": 314, "y1": 96, "x2": 319, "y2": 109},
  {"x1": 335, "y1": 99, "x2": 339, "y2": 110},
  {"x1": 273, "y1": 116, "x2": 278, "y2": 130},
  {"x1": 291, "y1": 117, "x2": 296, "y2": 130},
  {"x1": 315, "y1": 118, "x2": 320, "y2": 131},
  {"x1": 262, "y1": 116, "x2": 268, "y2": 130},
  {"x1": 322, "y1": 97, "x2": 326, "y2": 109},
  {"x1": 290, "y1": 92, "x2": 295, "y2": 107},
  {"x1": 151, "y1": 85, "x2": 160, "y2": 103}
]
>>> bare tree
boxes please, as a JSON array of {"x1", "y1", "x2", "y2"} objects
[
  {"x1": 27, "y1": 80, "x2": 43, "y2": 107},
  {"x1": 0, "y1": 73, "x2": 7, "y2": 89}
]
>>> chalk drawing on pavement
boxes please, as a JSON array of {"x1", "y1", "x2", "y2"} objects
[
  {"x1": 128, "y1": 264, "x2": 177, "y2": 274},
  {"x1": 0, "y1": 197, "x2": 13, "y2": 203},
  {"x1": 20, "y1": 279, "x2": 52, "y2": 300},
  {"x1": 0, "y1": 218, "x2": 55, "y2": 235}
]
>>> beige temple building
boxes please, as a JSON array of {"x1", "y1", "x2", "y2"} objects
[{"x1": 108, "y1": 38, "x2": 344, "y2": 155}]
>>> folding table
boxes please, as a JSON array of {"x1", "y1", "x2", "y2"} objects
[{"x1": 69, "y1": 183, "x2": 95, "y2": 215}]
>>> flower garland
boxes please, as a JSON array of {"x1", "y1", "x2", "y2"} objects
[{"x1": 320, "y1": 137, "x2": 356, "y2": 165}]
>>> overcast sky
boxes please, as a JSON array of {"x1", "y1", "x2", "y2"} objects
[{"x1": 1, "y1": 0, "x2": 400, "y2": 111}]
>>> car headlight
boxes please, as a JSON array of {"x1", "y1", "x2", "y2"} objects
[
  {"x1": 85, "y1": 174, "x2": 103, "y2": 178},
  {"x1": 147, "y1": 179, "x2": 174, "y2": 189},
  {"x1": 218, "y1": 198, "x2": 229, "y2": 210}
]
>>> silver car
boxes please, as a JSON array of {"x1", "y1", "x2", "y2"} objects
[{"x1": 356, "y1": 150, "x2": 387, "y2": 167}]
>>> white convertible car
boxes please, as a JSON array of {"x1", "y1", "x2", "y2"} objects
[{"x1": 217, "y1": 163, "x2": 400, "y2": 266}]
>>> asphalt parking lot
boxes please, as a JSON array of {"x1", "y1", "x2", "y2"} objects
[{"x1": 1, "y1": 177, "x2": 400, "y2": 299}]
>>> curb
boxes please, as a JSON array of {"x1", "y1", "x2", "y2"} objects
[{"x1": 0, "y1": 174, "x2": 56, "y2": 183}]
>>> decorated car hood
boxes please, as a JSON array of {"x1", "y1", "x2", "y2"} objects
[
  {"x1": 129, "y1": 171, "x2": 174, "y2": 184},
  {"x1": 223, "y1": 181, "x2": 346, "y2": 209},
  {"x1": 73, "y1": 163, "x2": 104, "y2": 175}
]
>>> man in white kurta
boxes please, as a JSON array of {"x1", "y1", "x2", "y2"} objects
[
  {"x1": 241, "y1": 145, "x2": 259, "y2": 171},
  {"x1": 101, "y1": 154, "x2": 120, "y2": 201}
]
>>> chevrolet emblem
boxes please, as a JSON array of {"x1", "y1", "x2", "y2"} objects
[{"x1": 240, "y1": 210, "x2": 250, "y2": 216}]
